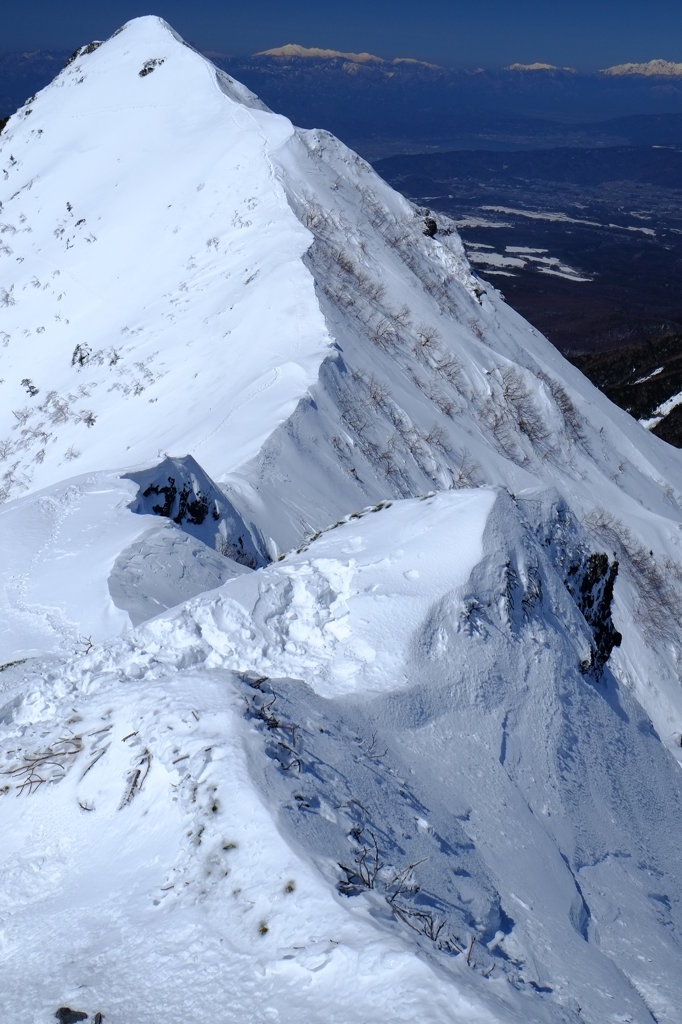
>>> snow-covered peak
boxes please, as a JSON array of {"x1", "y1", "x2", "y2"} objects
[
  {"x1": 600, "y1": 58, "x2": 682, "y2": 76},
  {"x1": 506, "y1": 62, "x2": 577, "y2": 73},
  {"x1": 255, "y1": 43, "x2": 385, "y2": 63},
  {"x1": 0, "y1": 14, "x2": 328, "y2": 496},
  {"x1": 254, "y1": 43, "x2": 441, "y2": 69}
]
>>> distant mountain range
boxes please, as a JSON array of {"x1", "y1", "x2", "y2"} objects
[
  {"x1": 601, "y1": 59, "x2": 682, "y2": 76},
  {"x1": 3, "y1": 44, "x2": 682, "y2": 130},
  {"x1": 253, "y1": 43, "x2": 441, "y2": 69},
  {"x1": 505, "y1": 62, "x2": 577, "y2": 73}
]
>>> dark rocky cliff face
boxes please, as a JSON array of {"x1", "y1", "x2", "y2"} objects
[
  {"x1": 125, "y1": 455, "x2": 268, "y2": 569},
  {"x1": 565, "y1": 552, "x2": 622, "y2": 677}
]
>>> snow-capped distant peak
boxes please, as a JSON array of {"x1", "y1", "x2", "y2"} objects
[
  {"x1": 255, "y1": 43, "x2": 384, "y2": 63},
  {"x1": 601, "y1": 58, "x2": 682, "y2": 76},
  {"x1": 254, "y1": 42, "x2": 440, "y2": 68},
  {"x1": 506, "y1": 62, "x2": 576, "y2": 73}
]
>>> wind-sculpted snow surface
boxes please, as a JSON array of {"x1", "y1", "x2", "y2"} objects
[
  {"x1": 1, "y1": 491, "x2": 681, "y2": 1024},
  {"x1": 1, "y1": 15, "x2": 682, "y2": 1024},
  {"x1": 0, "y1": 469, "x2": 251, "y2": 660}
]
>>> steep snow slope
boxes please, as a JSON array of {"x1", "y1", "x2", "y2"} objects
[
  {"x1": 2, "y1": 491, "x2": 681, "y2": 1024},
  {"x1": 0, "y1": 17, "x2": 332, "y2": 497},
  {"x1": 1, "y1": 18, "x2": 682, "y2": 1024}
]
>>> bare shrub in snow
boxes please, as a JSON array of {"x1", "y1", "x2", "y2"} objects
[
  {"x1": 71, "y1": 343, "x2": 91, "y2": 367},
  {"x1": 330, "y1": 433, "x2": 349, "y2": 454},
  {"x1": 1, "y1": 735, "x2": 84, "y2": 795},
  {"x1": 401, "y1": 427, "x2": 428, "y2": 464},
  {"x1": 406, "y1": 367, "x2": 429, "y2": 394},
  {"x1": 301, "y1": 200, "x2": 327, "y2": 232},
  {"x1": 537, "y1": 371, "x2": 587, "y2": 445},
  {"x1": 434, "y1": 353, "x2": 464, "y2": 390},
  {"x1": 364, "y1": 276, "x2": 385, "y2": 303},
  {"x1": 428, "y1": 386, "x2": 456, "y2": 419},
  {"x1": 388, "y1": 404, "x2": 415, "y2": 437},
  {"x1": 518, "y1": 409, "x2": 551, "y2": 448},
  {"x1": 450, "y1": 448, "x2": 480, "y2": 488},
  {"x1": 340, "y1": 401, "x2": 369, "y2": 438},
  {"x1": 499, "y1": 366, "x2": 528, "y2": 405},
  {"x1": 376, "y1": 436, "x2": 399, "y2": 476},
  {"x1": 338, "y1": 828, "x2": 382, "y2": 893},
  {"x1": 337, "y1": 828, "x2": 469, "y2": 960},
  {"x1": 326, "y1": 284, "x2": 356, "y2": 311},
  {"x1": 499, "y1": 367, "x2": 552, "y2": 448},
  {"x1": 469, "y1": 319, "x2": 485, "y2": 342},
  {"x1": 11, "y1": 408, "x2": 31, "y2": 427},
  {"x1": 215, "y1": 534, "x2": 233, "y2": 558},
  {"x1": 479, "y1": 399, "x2": 527, "y2": 463},
  {"x1": 365, "y1": 373, "x2": 390, "y2": 408},
  {"x1": 392, "y1": 304, "x2": 412, "y2": 329},
  {"x1": 424, "y1": 424, "x2": 449, "y2": 454},
  {"x1": 20, "y1": 423, "x2": 45, "y2": 443},
  {"x1": 414, "y1": 322, "x2": 440, "y2": 358},
  {"x1": 120, "y1": 748, "x2": 152, "y2": 807},
  {"x1": 369, "y1": 316, "x2": 397, "y2": 352},
  {"x1": 358, "y1": 274, "x2": 386, "y2": 304},
  {"x1": 585, "y1": 509, "x2": 680, "y2": 640},
  {"x1": 332, "y1": 248, "x2": 355, "y2": 275},
  {"x1": 383, "y1": 228, "x2": 405, "y2": 249},
  {"x1": 41, "y1": 392, "x2": 71, "y2": 424}
]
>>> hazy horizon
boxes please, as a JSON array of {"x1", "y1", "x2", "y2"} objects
[{"x1": 3, "y1": 2, "x2": 682, "y2": 72}]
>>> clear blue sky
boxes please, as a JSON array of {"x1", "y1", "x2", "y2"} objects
[{"x1": 5, "y1": 0, "x2": 682, "y2": 69}]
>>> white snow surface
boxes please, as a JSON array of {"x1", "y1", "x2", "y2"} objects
[
  {"x1": 1, "y1": 16, "x2": 682, "y2": 1024},
  {"x1": 480, "y1": 206, "x2": 656, "y2": 236},
  {"x1": 0, "y1": 16, "x2": 332, "y2": 495},
  {"x1": 2, "y1": 488, "x2": 682, "y2": 1024},
  {"x1": 639, "y1": 386, "x2": 682, "y2": 430},
  {"x1": 466, "y1": 243, "x2": 592, "y2": 282}
]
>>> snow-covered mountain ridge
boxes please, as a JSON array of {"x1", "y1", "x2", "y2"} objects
[
  {"x1": 253, "y1": 43, "x2": 441, "y2": 71},
  {"x1": 601, "y1": 59, "x2": 682, "y2": 77},
  {"x1": 1, "y1": 16, "x2": 682, "y2": 1024}
]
